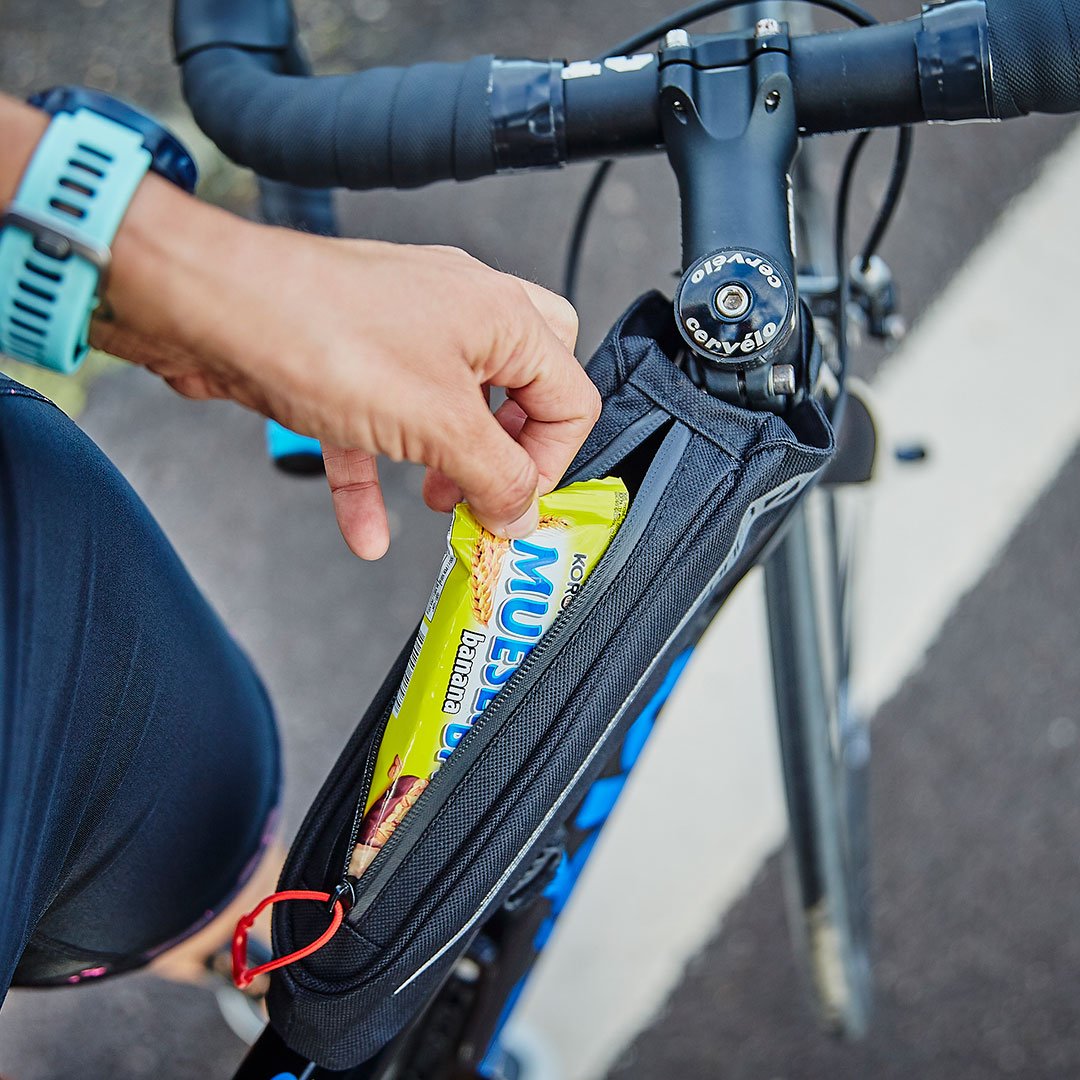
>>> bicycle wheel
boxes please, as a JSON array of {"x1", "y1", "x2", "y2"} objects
[
  {"x1": 764, "y1": 483, "x2": 873, "y2": 1038},
  {"x1": 755, "y1": 0, "x2": 876, "y2": 1034}
]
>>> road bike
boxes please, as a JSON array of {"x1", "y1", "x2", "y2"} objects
[{"x1": 164, "y1": 0, "x2": 1077, "y2": 1074}]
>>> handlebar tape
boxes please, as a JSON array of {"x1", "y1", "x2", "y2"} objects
[
  {"x1": 179, "y1": 46, "x2": 496, "y2": 189},
  {"x1": 984, "y1": 0, "x2": 1080, "y2": 117}
]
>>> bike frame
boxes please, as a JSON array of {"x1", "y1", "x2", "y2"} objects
[{"x1": 231, "y1": 8, "x2": 883, "y2": 1078}]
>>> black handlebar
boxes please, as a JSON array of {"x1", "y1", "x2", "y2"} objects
[
  {"x1": 179, "y1": 46, "x2": 497, "y2": 190},
  {"x1": 173, "y1": 0, "x2": 1080, "y2": 192},
  {"x1": 985, "y1": 0, "x2": 1080, "y2": 117}
]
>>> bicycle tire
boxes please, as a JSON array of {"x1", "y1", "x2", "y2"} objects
[
  {"x1": 756, "y1": 0, "x2": 875, "y2": 1032},
  {"x1": 764, "y1": 485, "x2": 873, "y2": 1038}
]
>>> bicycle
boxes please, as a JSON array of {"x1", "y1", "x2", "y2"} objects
[{"x1": 162, "y1": 0, "x2": 1078, "y2": 1075}]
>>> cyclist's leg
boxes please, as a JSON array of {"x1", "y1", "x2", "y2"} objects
[{"x1": 0, "y1": 373, "x2": 280, "y2": 997}]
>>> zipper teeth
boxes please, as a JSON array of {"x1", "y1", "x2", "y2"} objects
[
  {"x1": 339, "y1": 549, "x2": 596, "y2": 886},
  {"x1": 339, "y1": 701, "x2": 397, "y2": 884},
  {"x1": 339, "y1": 422, "x2": 685, "y2": 901},
  {"x1": 338, "y1": 534, "x2": 614, "y2": 894}
]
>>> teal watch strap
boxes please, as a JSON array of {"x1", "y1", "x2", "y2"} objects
[{"x1": 0, "y1": 109, "x2": 152, "y2": 373}]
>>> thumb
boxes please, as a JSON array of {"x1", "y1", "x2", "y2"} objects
[{"x1": 436, "y1": 398, "x2": 540, "y2": 538}]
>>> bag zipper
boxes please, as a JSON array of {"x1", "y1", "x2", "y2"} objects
[
  {"x1": 567, "y1": 406, "x2": 667, "y2": 482},
  {"x1": 331, "y1": 418, "x2": 672, "y2": 898},
  {"x1": 337, "y1": 421, "x2": 692, "y2": 920},
  {"x1": 336, "y1": 698, "x2": 399, "y2": 899}
]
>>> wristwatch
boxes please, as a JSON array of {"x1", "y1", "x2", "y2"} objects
[{"x1": 0, "y1": 87, "x2": 198, "y2": 374}]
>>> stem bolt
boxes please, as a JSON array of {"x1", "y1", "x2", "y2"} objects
[
  {"x1": 770, "y1": 364, "x2": 796, "y2": 396},
  {"x1": 755, "y1": 18, "x2": 781, "y2": 38},
  {"x1": 715, "y1": 283, "x2": 752, "y2": 319},
  {"x1": 664, "y1": 28, "x2": 690, "y2": 48}
]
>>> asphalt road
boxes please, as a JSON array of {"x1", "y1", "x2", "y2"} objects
[
  {"x1": 611, "y1": 436, "x2": 1080, "y2": 1079},
  {"x1": 1, "y1": 0, "x2": 1079, "y2": 1077}
]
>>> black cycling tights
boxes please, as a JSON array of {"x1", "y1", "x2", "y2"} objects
[{"x1": 0, "y1": 373, "x2": 279, "y2": 1000}]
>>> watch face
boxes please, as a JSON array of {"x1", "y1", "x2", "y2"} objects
[{"x1": 28, "y1": 86, "x2": 198, "y2": 194}]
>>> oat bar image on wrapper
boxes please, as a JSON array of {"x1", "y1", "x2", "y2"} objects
[{"x1": 349, "y1": 477, "x2": 629, "y2": 878}]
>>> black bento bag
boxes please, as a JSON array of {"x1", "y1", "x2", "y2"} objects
[{"x1": 268, "y1": 292, "x2": 834, "y2": 1068}]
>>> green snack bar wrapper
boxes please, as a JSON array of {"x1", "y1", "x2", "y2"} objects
[{"x1": 349, "y1": 476, "x2": 629, "y2": 877}]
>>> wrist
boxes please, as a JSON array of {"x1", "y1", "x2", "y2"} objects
[{"x1": 98, "y1": 171, "x2": 260, "y2": 366}]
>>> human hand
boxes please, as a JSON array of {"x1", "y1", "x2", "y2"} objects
[{"x1": 92, "y1": 176, "x2": 600, "y2": 559}]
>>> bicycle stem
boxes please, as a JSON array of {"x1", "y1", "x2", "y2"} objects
[{"x1": 660, "y1": 25, "x2": 807, "y2": 411}]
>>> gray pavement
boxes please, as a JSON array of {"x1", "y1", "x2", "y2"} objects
[
  {"x1": 1, "y1": 0, "x2": 1079, "y2": 1077},
  {"x1": 611, "y1": 441, "x2": 1080, "y2": 1080}
]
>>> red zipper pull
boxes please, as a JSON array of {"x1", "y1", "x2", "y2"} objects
[{"x1": 232, "y1": 889, "x2": 344, "y2": 990}]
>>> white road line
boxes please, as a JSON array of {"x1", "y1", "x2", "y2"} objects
[{"x1": 510, "y1": 124, "x2": 1080, "y2": 1080}]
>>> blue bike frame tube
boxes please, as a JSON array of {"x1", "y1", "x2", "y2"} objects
[{"x1": 475, "y1": 649, "x2": 695, "y2": 1074}]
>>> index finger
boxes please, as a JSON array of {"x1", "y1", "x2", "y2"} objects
[
  {"x1": 502, "y1": 318, "x2": 601, "y2": 495},
  {"x1": 516, "y1": 279, "x2": 580, "y2": 355}
]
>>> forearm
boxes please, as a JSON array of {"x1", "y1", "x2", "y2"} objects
[{"x1": 0, "y1": 90, "x2": 596, "y2": 555}]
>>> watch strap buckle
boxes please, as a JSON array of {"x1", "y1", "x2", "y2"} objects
[{"x1": 1, "y1": 205, "x2": 112, "y2": 299}]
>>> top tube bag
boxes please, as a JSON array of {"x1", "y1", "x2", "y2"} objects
[{"x1": 266, "y1": 291, "x2": 835, "y2": 1068}]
